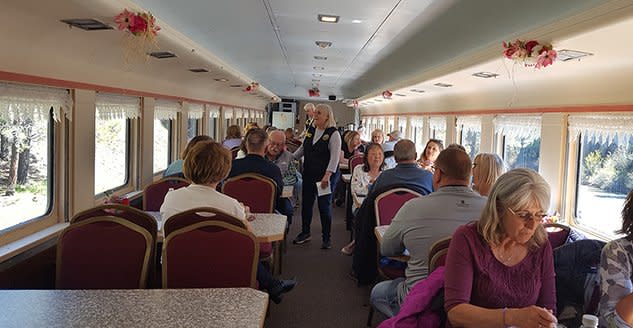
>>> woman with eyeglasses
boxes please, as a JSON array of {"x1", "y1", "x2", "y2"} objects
[
  {"x1": 599, "y1": 189, "x2": 633, "y2": 328},
  {"x1": 417, "y1": 139, "x2": 444, "y2": 172},
  {"x1": 472, "y1": 153, "x2": 506, "y2": 197},
  {"x1": 444, "y1": 168, "x2": 558, "y2": 328}
]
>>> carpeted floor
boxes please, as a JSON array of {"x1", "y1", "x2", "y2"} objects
[{"x1": 264, "y1": 205, "x2": 387, "y2": 328}]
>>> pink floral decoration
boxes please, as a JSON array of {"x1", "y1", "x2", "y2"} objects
[
  {"x1": 114, "y1": 9, "x2": 160, "y2": 38},
  {"x1": 502, "y1": 39, "x2": 557, "y2": 69}
]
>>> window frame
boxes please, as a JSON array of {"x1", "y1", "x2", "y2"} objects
[{"x1": 94, "y1": 118, "x2": 131, "y2": 197}]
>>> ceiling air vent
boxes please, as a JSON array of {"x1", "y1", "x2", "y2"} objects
[
  {"x1": 148, "y1": 51, "x2": 177, "y2": 59},
  {"x1": 557, "y1": 49, "x2": 593, "y2": 62},
  {"x1": 472, "y1": 72, "x2": 499, "y2": 79},
  {"x1": 214, "y1": 78, "x2": 229, "y2": 82},
  {"x1": 410, "y1": 89, "x2": 425, "y2": 93},
  {"x1": 395, "y1": 93, "x2": 407, "y2": 97},
  {"x1": 230, "y1": 84, "x2": 243, "y2": 88},
  {"x1": 434, "y1": 82, "x2": 453, "y2": 88},
  {"x1": 315, "y1": 41, "x2": 332, "y2": 49},
  {"x1": 189, "y1": 68, "x2": 209, "y2": 73},
  {"x1": 60, "y1": 19, "x2": 113, "y2": 31}
]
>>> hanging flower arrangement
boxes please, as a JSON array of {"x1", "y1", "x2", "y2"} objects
[
  {"x1": 244, "y1": 82, "x2": 259, "y2": 92},
  {"x1": 308, "y1": 87, "x2": 320, "y2": 97},
  {"x1": 114, "y1": 9, "x2": 161, "y2": 63},
  {"x1": 502, "y1": 39, "x2": 557, "y2": 69},
  {"x1": 382, "y1": 90, "x2": 393, "y2": 99}
]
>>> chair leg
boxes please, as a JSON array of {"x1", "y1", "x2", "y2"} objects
[{"x1": 366, "y1": 306, "x2": 374, "y2": 327}]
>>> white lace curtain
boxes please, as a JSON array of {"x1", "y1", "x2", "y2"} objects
[
  {"x1": 569, "y1": 113, "x2": 633, "y2": 144},
  {"x1": 187, "y1": 103, "x2": 204, "y2": 120},
  {"x1": 429, "y1": 116, "x2": 446, "y2": 132},
  {"x1": 456, "y1": 116, "x2": 481, "y2": 133},
  {"x1": 234, "y1": 108, "x2": 243, "y2": 119},
  {"x1": 154, "y1": 99, "x2": 181, "y2": 120},
  {"x1": 0, "y1": 82, "x2": 73, "y2": 122},
  {"x1": 410, "y1": 116, "x2": 424, "y2": 127},
  {"x1": 95, "y1": 93, "x2": 140, "y2": 120},
  {"x1": 494, "y1": 115, "x2": 541, "y2": 138},
  {"x1": 223, "y1": 107, "x2": 233, "y2": 119},
  {"x1": 208, "y1": 104, "x2": 220, "y2": 118}
]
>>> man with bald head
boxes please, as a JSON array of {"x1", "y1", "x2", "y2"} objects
[
  {"x1": 370, "y1": 147, "x2": 487, "y2": 317},
  {"x1": 266, "y1": 130, "x2": 299, "y2": 224}
]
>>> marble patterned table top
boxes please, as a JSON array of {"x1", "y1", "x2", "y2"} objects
[{"x1": 0, "y1": 288, "x2": 268, "y2": 328}]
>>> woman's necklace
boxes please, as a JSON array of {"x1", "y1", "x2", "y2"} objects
[{"x1": 495, "y1": 246, "x2": 515, "y2": 264}]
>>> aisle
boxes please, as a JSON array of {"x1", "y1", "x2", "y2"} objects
[{"x1": 265, "y1": 205, "x2": 379, "y2": 328}]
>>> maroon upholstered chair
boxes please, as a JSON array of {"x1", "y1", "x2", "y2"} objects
[
  {"x1": 143, "y1": 177, "x2": 190, "y2": 211},
  {"x1": 348, "y1": 153, "x2": 364, "y2": 173},
  {"x1": 544, "y1": 223, "x2": 571, "y2": 249},
  {"x1": 230, "y1": 146, "x2": 240, "y2": 160},
  {"x1": 374, "y1": 188, "x2": 422, "y2": 226},
  {"x1": 162, "y1": 221, "x2": 259, "y2": 288},
  {"x1": 222, "y1": 173, "x2": 277, "y2": 214},
  {"x1": 56, "y1": 216, "x2": 152, "y2": 289},
  {"x1": 428, "y1": 237, "x2": 451, "y2": 273},
  {"x1": 163, "y1": 207, "x2": 247, "y2": 237}
]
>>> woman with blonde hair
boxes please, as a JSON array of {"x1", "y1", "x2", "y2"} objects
[
  {"x1": 472, "y1": 153, "x2": 506, "y2": 197},
  {"x1": 293, "y1": 103, "x2": 341, "y2": 249},
  {"x1": 371, "y1": 129, "x2": 385, "y2": 144},
  {"x1": 444, "y1": 168, "x2": 558, "y2": 328}
]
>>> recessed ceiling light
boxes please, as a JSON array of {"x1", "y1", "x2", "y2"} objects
[
  {"x1": 351, "y1": 19, "x2": 362, "y2": 24},
  {"x1": 60, "y1": 18, "x2": 113, "y2": 31},
  {"x1": 312, "y1": 73, "x2": 323, "y2": 78},
  {"x1": 434, "y1": 82, "x2": 453, "y2": 88},
  {"x1": 410, "y1": 89, "x2": 425, "y2": 93},
  {"x1": 315, "y1": 41, "x2": 332, "y2": 49},
  {"x1": 188, "y1": 68, "x2": 209, "y2": 73},
  {"x1": 314, "y1": 56, "x2": 328, "y2": 60},
  {"x1": 557, "y1": 49, "x2": 593, "y2": 61},
  {"x1": 214, "y1": 78, "x2": 229, "y2": 82},
  {"x1": 148, "y1": 51, "x2": 177, "y2": 59},
  {"x1": 318, "y1": 14, "x2": 340, "y2": 23},
  {"x1": 472, "y1": 72, "x2": 499, "y2": 79},
  {"x1": 313, "y1": 66, "x2": 325, "y2": 71}
]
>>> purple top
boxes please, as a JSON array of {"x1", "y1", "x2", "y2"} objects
[{"x1": 444, "y1": 223, "x2": 556, "y2": 319}]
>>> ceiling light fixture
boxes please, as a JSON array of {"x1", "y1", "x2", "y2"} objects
[
  {"x1": 351, "y1": 19, "x2": 362, "y2": 24},
  {"x1": 410, "y1": 89, "x2": 425, "y2": 93},
  {"x1": 318, "y1": 14, "x2": 340, "y2": 23},
  {"x1": 148, "y1": 51, "x2": 177, "y2": 59},
  {"x1": 313, "y1": 66, "x2": 325, "y2": 71},
  {"x1": 395, "y1": 93, "x2": 407, "y2": 97},
  {"x1": 472, "y1": 72, "x2": 499, "y2": 79},
  {"x1": 314, "y1": 56, "x2": 328, "y2": 60},
  {"x1": 434, "y1": 83, "x2": 453, "y2": 88},
  {"x1": 60, "y1": 18, "x2": 113, "y2": 31},
  {"x1": 214, "y1": 78, "x2": 229, "y2": 82},
  {"x1": 557, "y1": 49, "x2": 594, "y2": 61},
  {"x1": 315, "y1": 41, "x2": 332, "y2": 49},
  {"x1": 189, "y1": 68, "x2": 209, "y2": 73},
  {"x1": 312, "y1": 73, "x2": 322, "y2": 78}
]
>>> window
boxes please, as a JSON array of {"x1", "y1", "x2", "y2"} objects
[
  {"x1": 410, "y1": 117, "x2": 425, "y2": 154},
  {"x1": 94, "y1": 93, "x2": 138, "y2": 195},
  {"x1": 397, "y1": 117, "x2": 407, "y2": 136},
  {"x1": 187, "y1": 119, "x2": 198, "y2": 141},
  {"x1": 187, "y1": 104, "x2": 204, "y2": 141},
  {"x1": 457, "y1": 116, "x2": 481, "y2": 159},
  {"x1": 429, "y1": 116, "x2": 446, "y2": 145},
  {"x1": 0, "y1": 82, "x2": 70, "y2": 232},
  {"x1": 387, "y1": 117, "x2": 395, "y2": 133},
  {"x1": 495, "y1": 115, "x2": 541, "y2": 171},
  {"x1": 208, "y1": 105, "x2": 220, "y2": 140},
  {"x1": 154, "y1": 100, "x2": 179, "y2": 173},
  {"x1": 571, "y1": 114, "x2": 633, "y2": 238}
]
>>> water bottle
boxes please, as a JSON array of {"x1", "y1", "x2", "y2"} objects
[{"x1": 580, "y1": 314, "x2": 598, "y2": 328}]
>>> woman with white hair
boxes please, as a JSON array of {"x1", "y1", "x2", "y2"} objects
[
  {"x1": 293, "y1": 103, "x2": 341, "y2": 249},
  {"x1": 444, "y1": 168, "x2": 558, "y2": 328}
]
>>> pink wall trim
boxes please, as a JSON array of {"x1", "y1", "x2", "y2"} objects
[{"x1": 361, "y1": 104, "x2": 633, "y2": 116}]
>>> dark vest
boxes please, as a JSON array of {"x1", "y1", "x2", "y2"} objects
[{"x1": 303, "y1": 126, "x2": 338, "y2": 181}]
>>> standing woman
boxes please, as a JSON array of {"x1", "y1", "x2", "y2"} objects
[
  {"x1": 599, "y1": 189, "x2": 633, "y2": 328},
  {"x1": 293, "y1": 103, "x2": 341, "y2": 249},
  {"x1": 417, "y1": 139, "x2": 444, "y2": 172},
  {"x1": 371, "y1": 129, "x2": 385, "y2": 144},
  {"x1": 472, "y1": 153, "x2": 506, "y2": 197}
]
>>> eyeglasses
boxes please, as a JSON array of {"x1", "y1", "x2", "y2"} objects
[
  {"x1": 472, "y1": 163, "x2": 478, "y2": 168},
  {"x1": 507, "y1": 207, "x2": 547, "y2": 223}
]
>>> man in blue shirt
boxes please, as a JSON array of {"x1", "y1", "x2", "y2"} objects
[{"x1": 370, "y1": 139, "x2": 433, "y2": 196}]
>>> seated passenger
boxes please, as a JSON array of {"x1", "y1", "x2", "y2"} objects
[
  {"x1": 222, "y1": 125, "x2": 242, "y2": 150},
  {"x1": 371, "y1": 128, "x2": 385, "y2": 144},
  {"x1": 599, "y1": 189, "x2": 633, "y2": 328},
  {"x1": 163, "y1": 135, "x2": 213, "y2": 178},
  {"x1": 340, "y1": 130, "x2": 363, "y2": 166},
  {"x1": 228, "y1": 128, "x2": 290, "y2": 220},
  {"x1": 472, "y1": 153, "x2": 506, "y2": 197},
  {"x1": 417, "y1": 138, "x2": 444, "y2": 172},
  {"x1": 444, "y1": 168, "x2": 557, "y2": 328},
  {"x1": 382, "y1": 130, "x2": 401, "y2": 169},
  {"x1": 159, "y1": 141, "x2": 296, "y2": 303},
  {"x1": 370, "y1": 139, "x2": 433, "y2": 196},
  {"x1": 341, "y1": 143, "x2": 385, "y2": 255},
  {"x1": 265, "y1": 130, "x2": 299, "y2": 224},
  {"x1": 370, "y1": 148, "x2": 486, "y2": 317}
]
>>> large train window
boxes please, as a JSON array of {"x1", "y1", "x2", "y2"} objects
[
  {"x1": 208, "y1": 106, "x2": 220, "y2": 140},
  {"x1": 429, "y1": 116, "x2": 446, "y2": 145},
  {"x1": 187, "y1": 104, "x2": 204, "y2": 141},
  {"x1": 410, "y1": 117, "x2": 425, "y2": 154},
  {"x1": 495, "y1": 115, "x2": 541, "y2": 171},
  {"x1": 457, "y1": 116, "x2": 481, "y2": 160},
  {"x1": 571, "y1": 114, "x2": 633, "y2": 238},
  {"x1": 153, "y1": 100, "x2": 179, "y2": 173},
  {"x1": 187, "y1": 119, "x2": 198, "y2": 141},
  {"x1": 0, "y1": 83, "x2": 68, "y2": 232},
  {"x1": 94, "y1": 93, "x2": 137, "y2": 195}
]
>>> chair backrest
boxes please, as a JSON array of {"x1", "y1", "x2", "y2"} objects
[
  {"x1": 56, "y1": 216, "x2": 152, "y2": 289},
  {"x1": 374, "y1": 188, "x2": 422, "y2": 226},
  {"x1": 285, "y1": 141, "x2": 299, "y2": 153},
  {"x1": 163, "y1": 207, "x2": 247, "y2": 238},
  {"x1": 544, "y1": 223, "x2": 571, "y2": 249},
  {"x1": 222, "y1": 173, "x2": 277, "y2": 213},
  {"x1": 348, "y1": 153, "x2": 364, "y2": 172},
  {"x1": 428, "y1": 237, "x2": 451, "y2": 273},
  {"x1": 71, "y1": 204, "x2": 157, "y2": 243},
  {"x1": 230, "y1": 146, "x2": 240, "y2": 160},
  {"x1": 143, "y1": 177, "x2": 190, "y2": 211},
  {"x1": 162, "y1": 221, "x2": 258, "y2": 288}
]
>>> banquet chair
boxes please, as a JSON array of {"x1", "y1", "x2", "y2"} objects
[
  {"x1": 374, "y1": 188, "x2": 422, "y2": 226},
  {"x1": 230, "y1": 146, "x2": 240, "y2": 160},
  {"x1": 56, "y1": 216, "x2": 152, "y2": 289},
  {"x1": 163, "y1": 207, "x2": 247, "y2": 237},
  {"x1": 544, "y1": 223, "x2": 571, "y2": 249},
  {"x1": 162, "y1": 221, "x2": 258, "y2": 289},
  {"x1": 428, "y1": 237, "x2": 452, "y2": 273},
  {"x1": 348, "y1": 153, "x2": 364, "y2": 173},
  {"x1": 143, "y1": 177, "x2": 190, "y2": 211},
  {"x1": 222, "y1": 173, "x2": 277, "y2": 213}
]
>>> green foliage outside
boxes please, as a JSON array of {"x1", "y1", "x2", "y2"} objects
[{"x1": 581, "y1": 136, "x2": 633, "y2": 194}]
